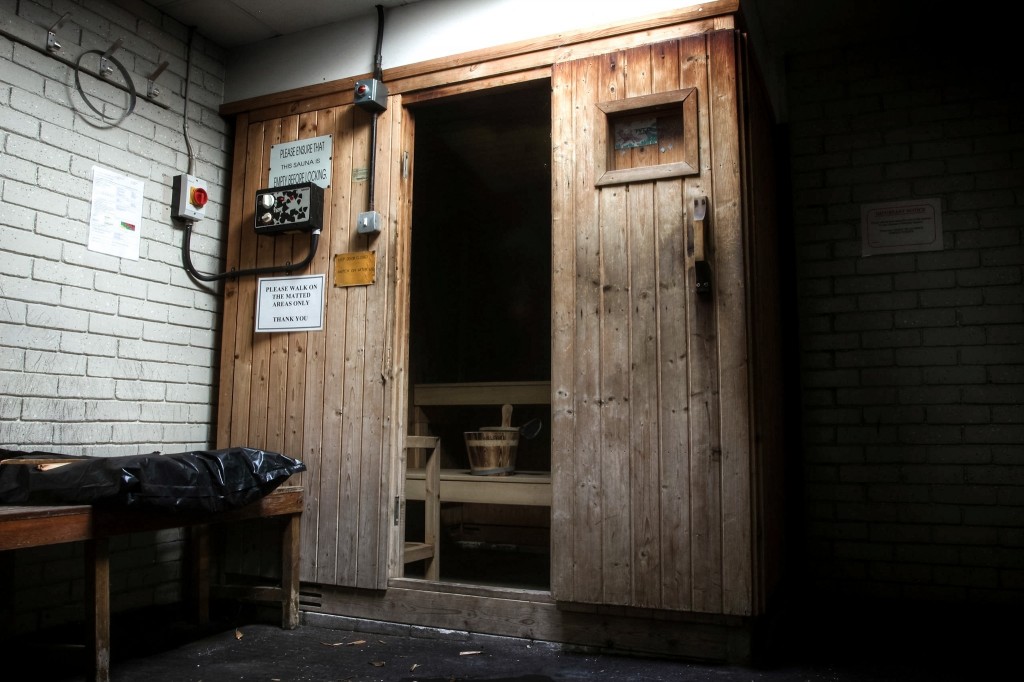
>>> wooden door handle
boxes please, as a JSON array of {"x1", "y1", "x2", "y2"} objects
[{"x1": 693, "y1": 197, "x2": 711, "y2": 296}]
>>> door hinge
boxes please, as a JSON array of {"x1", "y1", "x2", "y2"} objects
[{"x1": 393, "y1": 495, "x2": 401, "y2": 524}]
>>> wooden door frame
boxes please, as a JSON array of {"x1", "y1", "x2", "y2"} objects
[{"x1": 386, "y1": 79, "x2": 555, "y2": 587}]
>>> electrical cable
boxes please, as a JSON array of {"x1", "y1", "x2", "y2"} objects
[
  {"x1": 368, "y1": 4, "x2": 386, "y2": 212},
  {"x1": 182, "y1": 27, "x2": 196, "y2": 175},
  {"x1": 374, "y1": 4, "x2": 385, "y2": 81},
  {"x1": 181, "y1": 224, "x2": 321, "y2": 282},
  {"x1": 175, "y1": 25, "x2": 322, "y2": 284},
  {"x1": 73, "y1": 49, "x2": 136, "y2": 127}
]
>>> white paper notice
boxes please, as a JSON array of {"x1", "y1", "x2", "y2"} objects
[
  {"x1": 268, "y1": 134, "x2": 333, "y2": 188},
  {"x1": 88, "y1": 166, "x2": 144, "y2": 260},
  {"x1": 861, "y1": 198, "x2": 943, "y2": 256},
  {"x1": 255, "y1": 274, "x2": 326, "y2": 333}
]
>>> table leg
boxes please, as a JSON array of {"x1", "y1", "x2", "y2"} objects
[
  {"x1": 188, "y1": 525, "x2": 211, "y2": 625},
  {"x1": 282, "y1": 514, "x2": 300, "y2": 629},
  {"x1": 85, "y1": 537, "x2": 110, "y2": 682}
]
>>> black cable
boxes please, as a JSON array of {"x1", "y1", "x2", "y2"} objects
[
  {"x1": 181, "y1": 224, "x2": 321, "y2": 282},
  {"x1": 368, "y1": 5, "x2": 386, "y2": 212},
  {"x1": 374, "y1": 4, "x2": 385, "y2": 81},
  {"x1": 74, "y1": 49, "x2": 136, "y2": 127},
  {"x1": 183, "y1": 27, "x2": 196, "y2": 175}
]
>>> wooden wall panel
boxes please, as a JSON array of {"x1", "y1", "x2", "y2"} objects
[
  {"x1": 217, "y1": 98, "x2": 403, "y2": 590},
  {"x1": 549, "y1": 57, "x2": 577, "y2": 601},
  {"x1": 655, "y1": 173, "x2": 690, "y2": 612},
  {"x1": 596, "y1": 49, "x2": 632, "y2": 607},
  {"x1": 706, "y1": 30, "x2": 751, "y2": 616},
  {"x1": 355, "y1": 103, "x2": 398, "y2": 590},
  {"x1": 381, "y1": 99, "x2": 412, "y2": 585},
  {"x1": 654, "y1": 41, "x2": 691, "y2": 614},
  {"x1": 622, "y1": 44, "x2": 662, "y2": 611},
  {"x1": 216, "y1": 16, "x2": 781, "y2": 623},
  {"x1": 567, "y1": 52, "x2": 603, "y2": 606},
  {"x1": 261, "y1": 115, "x2": 291, "y2": 455},
  {"x1": 298, "y1": 107, "x2": 339, "y2": 580},
  {"x1": 681, "y1": 33, "x2": 722, "y2": 616},
  {"x1": 313, "y1": 108, "x2": 349, "y2": 585}
]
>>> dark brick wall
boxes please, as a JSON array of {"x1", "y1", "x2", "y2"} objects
[{"x1": 786, "y1": 33, "x2": 1023, "y2": 607}]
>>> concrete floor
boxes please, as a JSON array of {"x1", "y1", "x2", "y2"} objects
[{"x1": 11, "y1": 597, "x2": 1012, "y2": 682}]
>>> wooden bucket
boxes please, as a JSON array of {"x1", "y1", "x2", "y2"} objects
[{"x1": 464, "y1": 429, "x2": 518, "y2": 475}]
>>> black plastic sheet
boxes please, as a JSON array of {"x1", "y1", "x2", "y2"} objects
[{"x1": 0, "y1": 447, "x2": 305, "y2": 513}]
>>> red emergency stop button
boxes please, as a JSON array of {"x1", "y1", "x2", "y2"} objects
[
  {"x1": 190, "y1": 186, "x2": 208, "y2": 208},
  {"x1": 356, "y1": 83, "x2": 368, "y2": 97}
]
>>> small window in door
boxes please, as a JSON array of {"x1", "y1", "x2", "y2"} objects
[{"x1": 595, "y1": 87, "x2": 699, "y2": 186}]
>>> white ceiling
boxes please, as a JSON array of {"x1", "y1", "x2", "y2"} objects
[
  {"x1": 142, "y1": 0, "x2": 911, "y2": 54},
  {"x1": 143, "y1": 0, "x2": 421, "y2": 49}
]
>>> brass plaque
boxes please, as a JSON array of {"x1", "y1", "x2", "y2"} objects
[{"x1": 334, "y1": 251, "x2": 376, "y2": 287}]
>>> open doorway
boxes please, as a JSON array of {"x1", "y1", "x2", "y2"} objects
[{"x1": 405, "y1": 81, "x2": 552, "y2": 589}]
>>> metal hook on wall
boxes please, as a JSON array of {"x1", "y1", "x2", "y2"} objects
[
  {"x1": 99, "y1": 38, "x2": 123, "y2": 77},
  {"x1": 147, "y1": 60, "x2": 169, "y2": 99},
  {"x1": 47, "y1": 12, "x2": 72, "y2": 53}
]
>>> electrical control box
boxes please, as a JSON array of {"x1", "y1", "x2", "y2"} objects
[
  {"x1": 356, "y1": 210, "x2": 382, "y2": 235},
  {"x1": 254, "y1": 182, "x2": 324, "y2": 235},
  {"x1": 172, "y1": 173, "x2": 209, "y2": 221},
  {"x1": 354, "y1": 78, "x2": 389, "y2": 113}
]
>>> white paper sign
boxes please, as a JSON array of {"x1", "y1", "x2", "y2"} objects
[
  {"x1": 256, "y1": 274, "x2": 325, "y2": 333},
  {"x1": 88, "y1": 166, "x2": 144, "y2": 260},
  {"x1": 268, "y1": 134, "x2": 333, "y2": 188},
  {"x1": 861, "y1": 198, "x2": 943, "y2": 256}
]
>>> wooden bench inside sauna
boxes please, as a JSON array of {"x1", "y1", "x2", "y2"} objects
[{"x1": 403, "y1": 381, "x2": 551, "y2": 586}]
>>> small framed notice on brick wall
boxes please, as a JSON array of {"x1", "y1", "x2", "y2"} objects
[{"x1": 861, "y1": 198, "x2": 943, "y2": 256}]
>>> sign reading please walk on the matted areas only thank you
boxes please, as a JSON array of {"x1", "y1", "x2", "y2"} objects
[{"x1": 255, "y1": 274, "x2": 325, "y2": 333}]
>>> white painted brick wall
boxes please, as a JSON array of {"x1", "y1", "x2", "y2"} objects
[
  {"x1": 789, "y1": 37, "x2": 1024, "y2": 606},
  {"x1": 1, "y1": 0, "x2": 228, "y2": 455},
  {"x1": 1, "y1": 0, "x2": 231, "y2": 634}
]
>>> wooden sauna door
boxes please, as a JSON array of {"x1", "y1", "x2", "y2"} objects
[{"x1": 549, "y1": 32, "x2": 754, "y2": 615}]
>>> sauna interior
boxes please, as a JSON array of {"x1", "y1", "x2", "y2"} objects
[{"x1": 404, "y1": 82, "x2": 553, "y2": 589}]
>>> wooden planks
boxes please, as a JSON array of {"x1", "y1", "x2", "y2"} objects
[
  {"x1": 214, "y1": 7, "x2": 780, "y2": 633},
  {"x1": 356, "y1": 101, "x2": 398, "y2": 590},
  {"x1": 413, "y1": 381, "x2": 551, "y2": 406},
  {"x1": 217, "y1": 95, "x2": 405, "y2": 591},
  {"x1": 405, "y1": 469, "x2": 551, "y2": 506},
  {"x1": 706, "y1": 29, "x2": 751, "y2": 616},
  {"x1": 312, "y1": 581, "x2": 747, "y2": 663},
  {"x1": 550, "y1": 31, "x2": 756, "y2": 615},
  {"x1": 622, "y1": 43, "x2": 662, "y2": 610},
  {"x1": 682, "y1": 32, "x2": 722, "y2": 616},
  {"x1": 384, "y1": 98, "x2": 416, "y2": 582},
  {"x1": 549, "y1": 53, "x2": 577, "y2": 602},
  {"x1": 655, "y1": 38, "x2": 691, "y2": 614}
]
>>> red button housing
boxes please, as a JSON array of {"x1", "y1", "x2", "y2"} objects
[{"x1": 190, "y1": 186, "x2": 209, "y2": 208}]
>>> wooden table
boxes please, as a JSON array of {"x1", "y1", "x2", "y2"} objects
[{"x1": 0, "y1": 485, "x2": 303, "y2": 682}]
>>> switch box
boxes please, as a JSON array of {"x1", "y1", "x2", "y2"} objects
[
  {"x1": 354, "y1": 78, "x2": 388, "y2": 113},
  {"x1": 356, "y1": 210, "x2": 382, "y2": 235},
  {"x1": 172, "y1": 174, "x2": 209, "y2": 221},
  {"x1": 254, "y1": 182, "x2": 324, "y2": 234}
]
